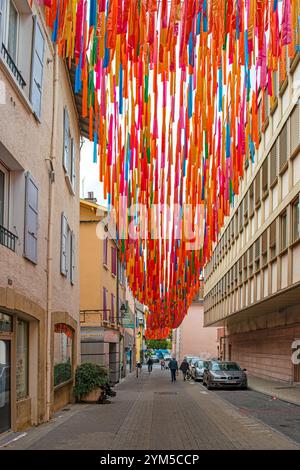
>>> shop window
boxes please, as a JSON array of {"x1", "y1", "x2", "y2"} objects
[
  {"x1": 280, "y1": 211, "x2": 288, "y2": 251},
  {"x1": 292, "y1": 197, "x2": 300, "y2": 242},
  {"x1": 16, "y1": 320, "x2": 28, "y2": 400},
  {"x1": 0, "y1": 313, "x2": 12, "y2": 332},
  {"x1": 53, "y1": 324, "x2": 73, "y2": 387}
]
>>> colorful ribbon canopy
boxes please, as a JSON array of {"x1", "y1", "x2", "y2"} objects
[{"x1": 43, "y1": 1, "x2": 299, "y2": 339}]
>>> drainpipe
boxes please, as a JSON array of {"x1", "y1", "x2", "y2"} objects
[{"x1": 46, "y1": 45, "x2": 59, "y2": 422}]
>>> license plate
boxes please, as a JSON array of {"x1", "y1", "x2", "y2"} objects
[{"x1": 227, "y1": 380, "x2": 237, "y2": 384}]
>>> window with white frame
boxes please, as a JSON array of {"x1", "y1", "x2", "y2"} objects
[{"x1": 4, "y1": 0, "x2": 19, "y2": 62}]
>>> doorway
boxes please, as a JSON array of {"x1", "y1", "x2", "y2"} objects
[{"x1": 0, "y1": 339, "x2": 11, "y2": 434}]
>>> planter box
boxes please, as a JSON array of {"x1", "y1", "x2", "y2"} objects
[{"x1": 81, "y1": 387, "x2": 103, "y2": 403}]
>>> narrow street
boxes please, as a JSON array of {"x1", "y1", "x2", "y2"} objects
[{"x1": 2, "y1": 365, "x2": 299, "y2": 451}]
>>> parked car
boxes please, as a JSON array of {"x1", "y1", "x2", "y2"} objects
[
  {"x1": 203, "y1": 361, "x2": 247, "y2": 390},
  {"x1": 163, "y1": 355, "x2": 172, "y2": 369},
  {"x1": 190, "y1": 359, "x2": 209, "y2": 381}
]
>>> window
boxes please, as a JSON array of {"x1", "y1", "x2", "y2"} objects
[
  {"x1": 243, "y1": 253, "x2": 247, "y2": 281},
  {"x1": 262, "y1": 156, "x2": 268, "y2": 194},
  {"x1": 255, "y1": 238, "x2": 260, "y2": 271},
  {"x1": 279, "y1": 122, "x2": 288, "y2": 171},
  {"x1": 290, "y1": 103, "x2": 300, "y2": 157},
  {"x1": 111, "y1": 294, "x2": 115, "y2": 323},
  {"x1": 111, "y1": 246, "x2": 117, "y2": 276},
  {"x1": 248, "y1": 245, "x2": 253, "y2": 275},
  {"x1": 239, "y1": 200, "x2": 243, "y2": 232},
  {"x1": 16, "y1": 319, "x2": 28, "y2": 400},
  {"x1": 0, "y1": 168, "x2": 5, "y2": 226},
  {"x1": 0, "y1": 313, "x2": 12, "y2": 332},
  {"x1": 60, "y1": 213, "x2": 76, "y2": 284},
  {"x1": 292, "y1": 197, "x2": 300, "y2": 242},
  {"x1": 270, "y1": 141, "x2": 278, "y2": 185},
  {"x1": 280, "y1": 211, "x2": 288, "y2": 251},
  {"x1": 63, "y1": 108, "x2": 76, "y2": 193},
  {"x1": 262, "y1": 230, "x2": 268, "y2": 265},
  {"x1": 244, "y1": 194, "x2": 248, "y2": 223},
  {"x1": 53, "y1": 323, "x2": 73, "y2": 387},
  {"x1": 103, "y1": 287, "x2": 108, "y2": 321},
  {"x1": 255, "y1": 173, "x2": 261, "y2": 206},
  {"x1": 249, "y1": 182, "x2": 254, "y2": 216},
  {"x1": 103, "y1": 237, "x2": 108, "y2": 266},
  {"x1": 7, "y1": 1, "x2": 18, "y2": 62},
  {"x1": 269, "y1": 220, "x2": 277, "y2": 259}
]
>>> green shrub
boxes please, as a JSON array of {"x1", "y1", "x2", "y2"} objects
[
  {"x1": 74, "y1": 362, "x2": 109, "y2": 399},
  {"x1": 54, "y1": 362, "x2": 72, "y2": 387}
]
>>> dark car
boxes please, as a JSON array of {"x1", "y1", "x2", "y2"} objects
[
  {"x1": 190, "y1": 359, "x2": 209, "y2": 381},
  {"x1": 203, "y1": 361, "x2": 247, "y2": 390}
]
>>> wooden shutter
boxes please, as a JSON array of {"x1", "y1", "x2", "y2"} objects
[
  {"x1": 103, "y1": 237, "x2": 108, "y2": 265},
  {"x1": 262, "y1": 230, "x2": 267, "y2": 254},
  {"x1": 255, "y1": 238, "x2": 260, "y2": 259},
  {"x1": 255, "y1": 173, "x2": 261, "y2": 205},
  {"x1": 279, "y1": 122, "x2": 288, "y2": 170},
  {"x1": 24, "y1": 172, "x2": 38, "y2": 264},
  {"x1": 249, "y1": 183, "x2": 254, "y2": 215},
  {"x1": 63, "y1": 107, "x2": 70, "y2": 173},
  {"x1": 270, "y1": 221, "x2": 276, "y2": 248},
  {"x1": 103, "y1": 288, "x2": 107, "y2": 320},
  {"x1": 290, "y1": 104, "x2": 300, "y2": 156},
  {"x1": 60, "y1": 212, "x2": 68, "y2": 276},
  {"x1": 70, "y1": 231, "x2": 75, "y2": 285},
  {"x1": 30, "y1": 17, "x2": 45, "y2": 118},
  {"x1": 111, "y1": 294, "x2": 115, "y2": 322}
]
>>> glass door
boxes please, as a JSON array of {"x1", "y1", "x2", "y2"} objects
[{"x1": 0, "y1": 340, "x2": 11, "y2": 434}]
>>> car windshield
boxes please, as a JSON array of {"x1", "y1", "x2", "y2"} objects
[
  {"x1": 211, "y1": 362, "x2": 241, "y2": 371},
  {"x1": 196, "y1": 361, "x2": 206, "y2": 368}
]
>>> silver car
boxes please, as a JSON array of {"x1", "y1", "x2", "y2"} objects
[
  {"x1": 203, "y1": 361, "x2": 247, "y2": 390},
  {"x1": 190, "y1": 360, "x2": 209, "y2": 381}
]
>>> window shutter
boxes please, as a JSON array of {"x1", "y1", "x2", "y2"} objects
[
  {"x1": 0, "y1": 0, "x2": 4, "y2": 46},
  {"x1": 279, "y1": 122, "x2": 288, "y2": 170},
  {"x1": 71, "y1": 138, "x2": 76, "y2": 189},
  {"x1": 24, "y1": 172, "x2": 38, "y2": 264},
  {"x1": 270, "y1": 141, "x2": 278, "y2": 185},
  {"x1": 103, "y1": 288, "x2": 107, "y2": 320},
  {"x1": 262, "y1": 157, "x2": 268, "y2": 193},
  {"x1": 63, "y1": 107, "x2": 70, "y2": 173},
  {"x1": 60, "y1": 212, "x2": 68, "y2": 276},
  {"x1": 30, "y1": 17, "x2": 45, "y2": 118},
  {"x1": 70, "y1": 231, "x2": 75, "y2": 285}
]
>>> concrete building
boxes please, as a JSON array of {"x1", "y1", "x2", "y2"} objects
[
  {"x1": 0, "y1": 1, "x2": 81, "y2": 434},
  {"x1": 173, "y1": 298, "x2": 219, "y2": 363},
  {"x1": 204, "y1": 51, "x2": 300, "y2": 383},
  {"x1": 80, "y1": 198, "x2": 133, "y2": 383}
]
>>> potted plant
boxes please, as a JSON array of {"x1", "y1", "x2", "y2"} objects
[{"x1": 74, "y1": 362, "x2": 109, "y2": 403}]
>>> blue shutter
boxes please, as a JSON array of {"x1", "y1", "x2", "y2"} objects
[
  {"x1": 60, "y1": 212, "x2": 68, "y2": 276},
  {"x1": 63, "y1": 107, "x2": 70, "y2": 173},
  {"x1": 24, "y1": 172, "x2": 38, "y2": 264},
  {"x1": 70, "y1": 231, "x2": 75, "y2": 285},
  {"x1": 30, "y1": 16, "x2": 45, "y2": 118}
]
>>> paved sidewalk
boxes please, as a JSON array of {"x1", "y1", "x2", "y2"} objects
[
  {"x1": 1, "y1": 367, "x2": 299, "y2": 450},
  {"x1": 248, "y1": 375, "x2": 300, "y2": 406}
]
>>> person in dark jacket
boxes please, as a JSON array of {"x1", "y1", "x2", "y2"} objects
[
  {"x1": 179, "y1": 357, "x2": 189, "y2": 381},
  {"x1": 147, "y1": 357, "x2": 153, "y2": 373},
  {"x1": 169, "y1": 356, "x2": 179, "y2": 382}
]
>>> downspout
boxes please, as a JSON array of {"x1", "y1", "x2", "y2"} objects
[{"x1": 46, "y1": 45, "x2": 59, "y2": 421}]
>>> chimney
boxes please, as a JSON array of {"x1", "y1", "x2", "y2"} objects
[{"x1": 85, "y1": 191, "x2": 97, "y2": 203}]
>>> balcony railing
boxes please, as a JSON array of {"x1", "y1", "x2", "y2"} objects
[
  {"x1": 0, "y1": 225, "x2": 18, "y2": 252},
  {"x1": 1, "y1": 43, "x2": 26, "y2": 89},
  {"x1": 80, "y1": 309, "x2": 119, "y2": 328}
]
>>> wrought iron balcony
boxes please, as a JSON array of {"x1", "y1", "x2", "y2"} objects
[
  {"x1": 80, "y1": 309, "x2": 118, "y2": 328},
  {"x1": 0, "y1": 225, "x2": 18, "y2": 252},
  {"x1": 1, "y1": 43, "x2": 26, "y2": 89}
]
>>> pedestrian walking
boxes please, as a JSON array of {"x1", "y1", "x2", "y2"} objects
[
  {"x1": 169, "y1": 356, "x2": 179, "y2": 382},
  {"x1": 147, "y1": 357, "x2": 153, "y2": 374},
  {"x1": 160, "y1": 359, "x2": 165, "y2": 370},
  {"x1": 179, "y1": 357, "x2": 189, "y2": 381}
]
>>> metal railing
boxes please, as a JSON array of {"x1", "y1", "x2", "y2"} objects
[
  {"x1": 80, "y1": 309, "x2": 120, "y2": 327},
  {"x1": 0, "y1": 225, "x2": 18, "y2": 252},
  {"x1": 1, "y1": 43, "x2": 26, "y2": 89}
]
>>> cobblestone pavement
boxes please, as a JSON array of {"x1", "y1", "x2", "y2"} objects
[{"x1": 2, "y1": 366, "x2": 299, "y2": 450}]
